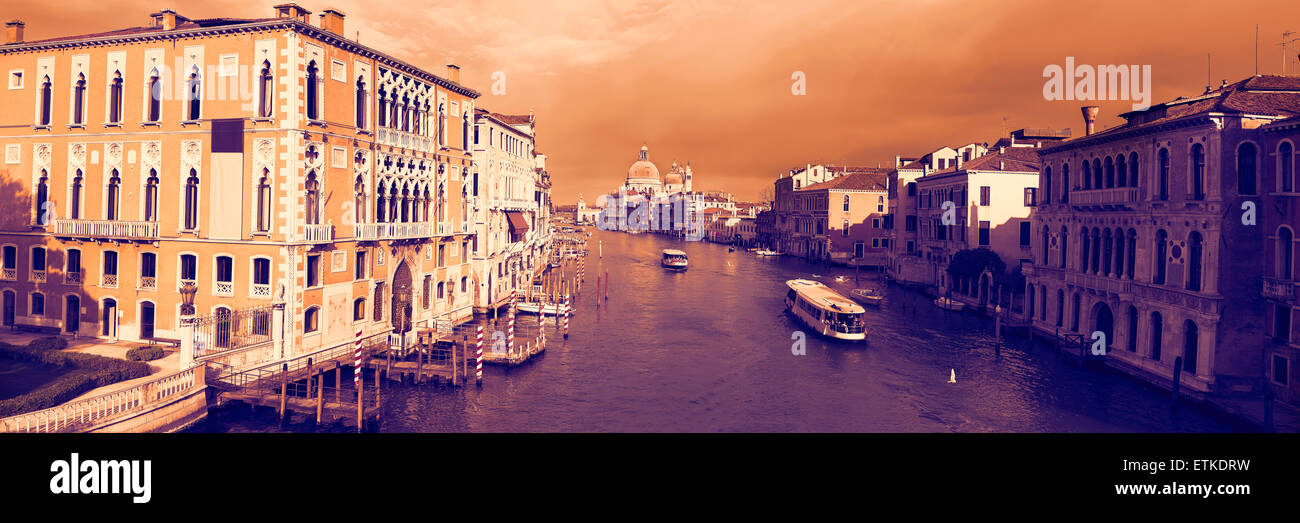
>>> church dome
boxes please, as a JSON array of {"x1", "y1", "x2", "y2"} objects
[{"x1": 627, "y1": 145, "x2": 660, "y2": 181}]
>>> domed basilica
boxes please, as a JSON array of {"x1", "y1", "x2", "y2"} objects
[{"x1": 620, "y1": 144, "x2": 692, "y2": 197}]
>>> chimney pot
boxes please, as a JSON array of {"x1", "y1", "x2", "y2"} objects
[
  {"x1": 5, "y1": 20, "x2": 25, "y2": 45},
  {"x1": 446, "y1": 64, "x2": 461, "y2": 83},
  {"x1": 1081, "y1": 106, "x2": 1100, "y2": 136},
  {"x1": 274, "y1": 3, "x2": 312, "y2": 23},
  {"x1": 319, "y1": 9, "x2": 345, "y2": 35}
]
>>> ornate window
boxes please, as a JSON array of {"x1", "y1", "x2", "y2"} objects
[
  {"x1": 184, "y1": 169, "x2": 199, "y2": 230},
  {"x1": 108, "y1": 72, "x2": 123, "y2": 123},
  {"x1": 144, "y1": 169, "x2": 159, "y2": 221},
  {"x1": 72, "y1": 74, "x2": 85, "y2": 125},
  {"x1": 305, "y1": 61, "x2": 319, "y2": 120},
  {"x1": 187, "y1": 66, "x2": 201, "y2": 121},
  {"x1": 258, "y1": 61, "x2": 273, "y2": 118}
]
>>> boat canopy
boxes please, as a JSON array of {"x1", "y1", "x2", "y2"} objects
[
  {"x1": 786, "y1": 279, "x2": 865, "y2": 314},
  {"x1": 662, "y1": 249, "x2": 687, "y2": 257}
]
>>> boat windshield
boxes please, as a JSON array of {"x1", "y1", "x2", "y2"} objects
[{"x1": 828, "y1": 311, "x2": 865, "y2": 334}]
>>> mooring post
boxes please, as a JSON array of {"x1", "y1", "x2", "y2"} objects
[
  {"x1": 334, "y1": 361, "x2": 341, "y2": 404},
  {"x1": 1171, "y1": 356, "x2": 1183, "y2": 413},
  {"x1": 278, "y1": 363, "x2": 288, "y2": 424},
  {"x1": 374, "y1": 364, "x2": 381, "y2": 424},
  {"x1": 994, "y1": 305, "x2": 1001, "y2": 358},
  {"x1": 356, "y1": 360, "x2": 364, "y2": 433},
  {"x1": 305, "y1": 357, "x2": 313, "y2": 401},
  {"x1": 416, "y1": 342, "x2": 424, "y2": 385},
  {"x1": 315, "y1": 373, "x2": 324, "y2": 426}
]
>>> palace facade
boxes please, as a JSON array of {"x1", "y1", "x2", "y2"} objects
[{"x1": 0, "y1": 4, "x2": 480, "y2": 359}]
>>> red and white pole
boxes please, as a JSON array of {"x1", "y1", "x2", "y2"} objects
[
  {"x1": 475, "y1": 322, "x2": 484, "y2": 386},
  {"x1": 353, "y1": 329, "x2": 363, "y2": 384},
  {"x1": 563, "y1": 295, "x2": 570, "y2": 339},
  {"x1": 507, "y1": 289, "x2": 516, "y2": 355}
]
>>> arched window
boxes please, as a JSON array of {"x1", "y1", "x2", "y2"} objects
[
  {"x1": 1059, "y1": 225, "x2": 1068, "y2": 269},
  {"x1": 1092, "y1": 158, "x2": 1102, "y2": 189},
  {"x1": 1157, "y1": 148, "x2": 1170, "y2": 200},
  {"x1": 1128, "y1": 152, "x2": 1139, "y2": 188},
  {"x1": 1191, "y1": 143, "x2": 1206, "y2": 200},
  {"x1": 187, "y1": 67, "x2": 201, "y2": 120},
  {"x1": 1079, "y1": 227, "x2": 1090, "y2": 272},
  {"x1": 1104, "y1": 156, "x2": 1115, "y2": 188},
  {"x1": 354, "y1": 176, "x2": 366, "y2": 224},
  {"x1": 376, "y1": 181, "x2": 387, "y2": 223},
  {"x1": 70, "y1": 169, "x2": 83, "y2": 219},
  {"x1": 1101, "y1": 228, "x2": 1113, "y2": 275},
  {"x1": 258, "y1": 61, "x2": 273, "y2": 118},
  {"x1": 461, "y1": 276, "x2": 468, "y2": 293},
  {"x1": 1149, "y1": 311, "x2": 1163, "y2": 361},
  {"x1": 1183, "y1": 320, "x2": 1199, "y2": 375},
  {"x1": 106, "y1": 169, "x2": 121, "y2": 220},
  {"x1": 1081, "y1": 161, "x2": 1091, "y2": 190},
  {"x1": 356, "y1": 77, "x2": 367, "y2": 128},
  {"x1": 1115, "y1": 154, "x2": 1127, "y2": 187},
  {"x1": 1071, "y1": 293, "x2": 1081, "y2": 331},
  {"x1": 215, "y1": 307, "x2": 232, "y2": 348},
  {"x1": 1281, "y1": 142, "x2": 1295, "y2": 193},
  {"x1": 1153, "y1": 229, "x2": 1168, "y2": 285},
  {"x1": 1041, "y1": 225, "x2": 1050, "y2": 264},
  {"x1": 1043, "y1": 166, "x2": 1052, "y2": 204},
  {"x1": 39, "y1": 76, "x2": 52, "y2": 126},
  {"x1": 304, "y1": 306, "x2": 319, "y2": 333},
  {"x1": 1126, "y1": 228, "x2": 1137, "y2": 280},
  {"x1": 1027, "y1": 284, "x2": 1035, "y2": 319},
  {"x1": 462, "y1": 112, "x2": 470, "y2": 148},
  {"x1": 437, "y1": 281, "x2": 445, "y2": 300},
  {"x1": 108, "y1": 72, "x2": 124, "y2": 123},
  {"x1": 842, "y1": 194, "x2": 850, "y2": 211},
  {"x1": 1055, "y1": 289, "x2": 1064, "y2": 326},
  {"x1": 147, "y1": 70, "x2": 161, "y2": 122},
  {"x1": 1279, "y1": 227, "x2": 1295, "y2": 280},
  {"x1": 388, "y1": 184, "x2": 398, "y2": 223},
  {"x1": 305, "y1": 61, "x2": 319, "y2": 120},
  {"x1": 1237, "y1": 142, "x2": 1258, "y2": 195},
  {"x1": 34, "y1": 170, "x2": 48, "y2": 225},
  {"x1": 1112, "y1": 228, "x2": 1123, "y2": 277},
  {"x1": 399, "y1": 185, "x2": 410, "y2": 223},
  {"x1": 72, "y1": 74, "x2": 85, "y2": 125},
  {"x1": 1061, "y1": 163, "x2": 1070, "y2": 203},
  {"x1": 400, "y1": 95, "x2": 410, "y2": 132},
  {"x1": 184, "y1": 169, "x2": 199, "y2": 230},
  {"x1": 144, "y1": 169, "x2": 159, "y2": 221},
  {"x1": 1187, "y1": 231, "x2": 1203, "y2": 291},
  {"x1": 906, "y1": 182, "x2": 916, "y2": 196},
  {"x1": 377, "y1": 87, "x2": 387, "y2": 127},
  {"x1": 354, "y1": 298, "x2": 366, "y2": 321},
  {"x1": 256, "y1": 169, "x2": 272, "y2": 232},
  {"x1": 305, "y1": 171, "x2": 320, "y2": 225}
]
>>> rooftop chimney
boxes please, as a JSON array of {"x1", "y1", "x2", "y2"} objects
[
  {"x1": 319, "y1": 9, "x2": 345, "y2": 35},
  {"x1": 446, "y1": 64, "x2": 461, "y2": 83},
  {"x1": 5, "y1": 20, "x2": 24, "y2": 45},
  {"x1": 151, "y1": 10, "x2": 182, "y2": 31},
  {"x1": 1081, "y1": 106, "x2": 1100, "y2": 136},
  {"x1": 274, "y1": 3, "x2": 312, "y2": 23}
]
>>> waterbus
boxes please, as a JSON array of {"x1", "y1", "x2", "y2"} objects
[{"x1": 785, "y1": 279, "x2": 867, "y2": 341}]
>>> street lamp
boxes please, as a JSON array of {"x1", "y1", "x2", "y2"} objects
[{"x1": 179, "y1": 282, "x2": 198, "y2": 316}]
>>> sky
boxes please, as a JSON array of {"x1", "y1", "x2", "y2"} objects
[{"x1": 10, "y1": 0, "x2": 1300, "y2": 203}]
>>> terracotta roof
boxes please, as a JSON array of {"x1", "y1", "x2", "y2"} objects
[
  {"x1": 1053, "y1": 75, "x2": 1300, "y2": 150},
  {"x1": 798, "y1": 170, "x2": 890, "y2": 192},
  {"x1": 17, "y1": 18, "x2": 276, "y2": 45}
]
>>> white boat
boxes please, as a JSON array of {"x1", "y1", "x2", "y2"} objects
[
  {"x1": 784, "y1": 279, "x2": 867, "y2": 341},
  {"x1": 755, "y1": 249, "x2": 784, "y2": 257},
  {"x1": 849, "y1": 288, "x2": 884, "y2": 306},
  {"x1": 662, "y1": 249, "x2": 688, "y2": 270},
  {"x1": 934, "y1": 297, "x2": 965, "y2": 311},
  {"x1": 517, "y1": 300, "x2": 568, "y2": 316}
]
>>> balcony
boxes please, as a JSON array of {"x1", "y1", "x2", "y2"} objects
[
  {"x1": 251, "y1": 283, "x2": 272, "y2": 299},
  {"x1": 1264, "y1": 277, "x2": 1297, "y2": 302},
  {"x1": 64, "y1": 271, "x2": 82, "y2": 285},
  {"x1": 101, "y1": 273, "x2": 118, "y2": 288},
  {"x1": 214, "y1": 281, "x2": 234, "y2": 296},
  {"x1": 1069, "y1": 187, "x2": 1140, "y2": 210},
  {"x1": 303, "y1": 224, "x2": 334, "y2": 244},
  {"x1": 437, "y1": 222, "x2": 452, "y2": 236},
  {"x1": 459, "y1": 221, "x2": 472, "y2": 234},
  {"x1": 31, "y1": 270, "x2": 45, "y2": 283},
  {"x1": 139, "y1": 276, "x2": 156, "y2": 291},
  {"x1": 52, "y1": 219, "x2": 159, "y2": 240},
  {"x1": 353, "y1": 222, "x2": 433, "y2": 241},
  {"x1": 0, "y1": 268, "x2": 13, "y2": 281},
  {"x1": 1064, "y1": 271, "x2": 1132, "y2": 296}
]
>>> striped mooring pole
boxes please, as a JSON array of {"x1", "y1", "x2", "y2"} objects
[
  {"x1": 563, "y1": 295, "x2": 570, "y2": 339},
  {"x1": 353, "y1": 329, "x2": 363, "y2": 384},
  {"x1": 475, "y1": 322, "x2": 484, "y2": 386},
  {"x1": 507, "y1": 289, "x2": 516, "y2": 355}
]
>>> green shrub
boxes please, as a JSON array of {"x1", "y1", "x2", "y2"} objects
[
  {"x1": 125, "y1": 346, "x2": 167, "y2": 362},
  {"x1": 0, "y1": 338, "x2": 151, "y2": 417}
]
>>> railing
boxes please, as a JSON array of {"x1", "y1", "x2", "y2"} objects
[
  {"x1": 52, "y1": 218, "x2": 159, "y2": 240},
  {"x1": 353, "y1": 222, "x2": 433, "y2": 240},
  {"x1": 214, "y1": 281, "x2": 234, "y2": 296},
  {"x1": 459, "y1": 221, "x2": 472, "y2": 234},
  {"x1": 1065, "y1": 271, "x2": 1132, "y2": 295},
  {"x1": 251, "y1": 283, "x2": 272, "y2": 298},
  {"x1": 1070, "y1": 187, "x2": 1139, "y2": 208},
  {"x1": 437, "y1": 222, "x2": 451, "y2": 235},
  {"x1": 0, "y1": 366, "x2": 203, "y2": 433},
  {"x1": 1264, "y1": 277, "x2": 1296, "y2": 301},
  {"x1": 0, "y1": 268, "x2": 14, "y2": 281},
  {"x1": 303, "y1": 223, "x2": 333, "y2": 243},
  {"x1": 64, "y1": 271, "x2": 82, "y2": 285},
  {"x1": 139, "y1": 276, "x2": 156, "y2": 291},
  {"x1": 192, "y1": 305, "x2": 275, "y2": 358},
  {"x1": 101, "y1": 273, "x2": 118, "y2": 288},
  {"x1": 31, "y1": 270, "x2": 46, "y2": 283}
]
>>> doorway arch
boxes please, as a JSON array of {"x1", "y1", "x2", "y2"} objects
[
  {"x1": 391, "y1": 259, "x2": 413, "y2": 333},
  {"x1": 101, "y1": 298, "x2": 117, "y2": 337},
  {"x1": 64, "y1": 295, "x2": 80, "y2": 333},
  {"x1": 1091, "y1": 302, "x2": 1114, "y2": 351}
]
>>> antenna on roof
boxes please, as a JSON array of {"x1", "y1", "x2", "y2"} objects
[
  {"x1": 1257, "y1": 24, "x2": 1260, "y2": 75},
  {"x1": 1280, "y1": 31, "x2": 1297, "y2": 74}
]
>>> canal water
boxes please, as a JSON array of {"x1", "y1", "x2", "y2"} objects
[{"x1": 197, "y1": 229, "x2": 1235, "y2": 432}]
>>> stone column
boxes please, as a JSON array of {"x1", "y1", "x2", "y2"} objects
[
  {"x1": 272, "y1": 302, "x2": 286, "y2": 360},
  {"x1": 179, "y1": 311, "x2": 196, "y2": 368}
]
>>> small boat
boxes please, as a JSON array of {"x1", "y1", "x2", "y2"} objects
[
  {"x1": 755, "y1": 249, "x2": 784, "y2": 257},
  {"x1": 517, "y1": 300, "x2": 568, "y2": 316},
  {"x1": 728, "y1": 246, "x2": 735, "y2": 252},
  {"x1": 850, "y1": 288, "x2": 884, "y2": 306},
  {"x1": 662, "y1": 249, "x2": 688, "y2": 270},
  {"x1": 934, "y1": 297, "x2": 965, "y2": 311},
  {"x1": 784, "y1": 279, "x2": 867, "y2": 341}
]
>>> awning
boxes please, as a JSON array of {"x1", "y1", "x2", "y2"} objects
[{"x1": 505, "y1": 211, "x2": 530, "y2": 235}]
